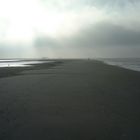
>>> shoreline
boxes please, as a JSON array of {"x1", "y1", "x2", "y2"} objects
[
  {"x1": 0, "y1": 60, "x2": 63, "y2": 78},
  {"x1": 99, "y1": 58, "x2": 140, "y2": 72},
  {"x1": 0, "y1": 59, "x2": 140, "y2": 79}
]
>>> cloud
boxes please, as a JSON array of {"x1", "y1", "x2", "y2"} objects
[
  {"x1": 65, "y1": 22, "x2": 140, "y2": 47},
  {"x1": 32, "y1": 21, "x2": 140, "y2": 58},
  {"x1": 0, "y1": 0, "x2": 140, "y2": 58},
  {"x1": 84, "y1": 0, "x2": 140, "y2": 8}
]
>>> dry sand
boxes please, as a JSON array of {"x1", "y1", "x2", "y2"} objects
[{"x1": 0, "y1": 60, "x2": 140, "y2": 140}]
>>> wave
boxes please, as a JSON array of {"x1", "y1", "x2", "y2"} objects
[{"x1": 100, "y1": 58, "x2": 140, "y2": 72}]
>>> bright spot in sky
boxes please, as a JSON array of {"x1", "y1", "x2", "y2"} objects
[{"x1": 0, "y1": 0, "x2": 107, "y2": 43}]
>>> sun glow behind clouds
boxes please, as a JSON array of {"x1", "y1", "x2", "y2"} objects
[
  {"x1": 0, "y1": 0, "x2": 140, "y2": 58},
  {"x1": 0, "y1": 0, "x2": 107, "y2": 43}
]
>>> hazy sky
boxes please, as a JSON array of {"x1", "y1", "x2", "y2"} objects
[{"x1": 0, "y1": 0, "x2": 140, "y2": 58}]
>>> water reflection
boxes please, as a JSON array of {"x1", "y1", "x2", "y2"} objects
[{"x1": 0, "y1": 60, "x2": 54, "y2": 67}]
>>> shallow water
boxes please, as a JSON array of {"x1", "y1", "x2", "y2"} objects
[
  {"x1": 0, "y1": 59, "x2": 54, "y2": 67},
  {"x1": 101, "y1": 58, "x2": 140, "y2": 72}
]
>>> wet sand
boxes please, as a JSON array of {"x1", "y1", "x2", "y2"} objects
[{"x1": 0, "y1": 60, "x2": 140, "y2": 140}]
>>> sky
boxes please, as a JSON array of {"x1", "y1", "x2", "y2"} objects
[{"x1": 0, "y1": 0, "x2": 140, "y2": 58}]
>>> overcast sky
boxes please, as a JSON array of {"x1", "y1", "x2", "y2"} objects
[{"x1": 0, "y1": 0, "x2": 140, "y2": 58}]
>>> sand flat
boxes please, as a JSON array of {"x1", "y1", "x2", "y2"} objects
[{"x1": 0, "y1": 60, "x2": 140, "y2": 140}]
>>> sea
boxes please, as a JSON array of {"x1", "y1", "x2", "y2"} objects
[
  {"x1": 0, "y1": 59, "x2": 54, "y2": 67},
  {"x1": 100, "y1": 58, "x2": 140, "y2": 72}
]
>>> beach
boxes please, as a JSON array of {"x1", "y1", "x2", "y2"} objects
[{"x1": 0, "y1": 59, "x2": 140, "y2": 140}]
